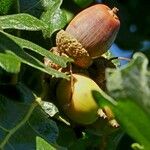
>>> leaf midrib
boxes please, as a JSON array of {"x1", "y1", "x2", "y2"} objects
[{"x1": 0, "y1": 100, "x2": 38, "y2": 149}]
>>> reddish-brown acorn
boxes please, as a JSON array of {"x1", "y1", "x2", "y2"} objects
[{"x1": 66, "y1": 4, "x2": 120, "y2": 58}]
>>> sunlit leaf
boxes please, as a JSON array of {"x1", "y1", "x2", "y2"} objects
[
  {"x1": 0, "y1": 53, "x2": 20, "y2": 73},
  {"x1": 41, "y1": 0, "x2": 67, "y2": 37},
  {"x1": 0, "y1": 31, "x2": 69, "y2": 79},
  {"x1": 36, "y1": 137, "x2": 57, "y2": 150},
  {"x1": 112, "y1": 100, "x2": 150, "y2": 149},
  {"x1": 36, "y1": 136, "x2": 67, "y2": 150},
  {"x1": 0, "y1": 13, "x2": 47, "y2": 31},
  {"x1": 4, "y1": 31, "x2": 72, "y2": 68}
]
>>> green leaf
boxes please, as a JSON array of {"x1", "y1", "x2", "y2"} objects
[
  {"x1": 100, "y1": 52, "x2": 150, "y2": 149},
  {"x1": 0, "y1": 13, "x2": 48, "y2": 31},
  {"x1": 41, "y1": 0, "x2": 67, "y2": 37},
  {"x1": 19, "y1": 0, "x2": 44, "y2": 18},
  {"x1": 0, "y1": 31, "x2": 69, "y2": 79},
  {"x1": 36, "y1": 136, "x2": 66, "y2": 150},
  {"x1": 0, "y1": 83, "x2": 59, "y2": 149},
  {"x1": 93, "y1": 89, "x2": 150, "y2": 150},
  {"x1": 0, "y1": 53, "x2": 21, "y2": 73},
  {"x1": 106, "y1": 52, "x2": 150, "y2": 115},
  {"x1": 36, "y1": 137, "x2": 56, "y2": 150},
  {"x1": 63, "y1": 9, "x2": 74, "y2": 23},
  {"x1": 112, "y1": 100, "x2": 150, "y2": 149},
  {"x1": 0, "y1": 0, "x2": 14, "y2": 15},
  {"x1": 4, "y1": 31, "x2": 72, "y2": 68}
]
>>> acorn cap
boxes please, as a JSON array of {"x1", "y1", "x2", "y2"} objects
[
  {"x1": 56, "y1": 30, "x2": 92, "y2": 68},
  {"x1": 65, "y1": 4, "x2": 120, "y2": 58}
]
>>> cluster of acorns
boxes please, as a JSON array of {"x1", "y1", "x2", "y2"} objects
[{"x1": 44, "y1": 4, "x2": 120, "y2": 126}]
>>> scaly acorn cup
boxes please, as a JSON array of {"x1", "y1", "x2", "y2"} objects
[
  {"x1": 56, "y1": 74, "x2": 101, "y2": 125},
  {"x1": 66, "y1": 4, "x2": 120, "y2": 58},
  {"x1": 56, "y1": 30, "x2": 92, "y2": 68}
]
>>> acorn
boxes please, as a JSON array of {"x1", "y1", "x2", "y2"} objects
[
  {"x1": 66, "y1": 4, "x2": 120, "y2": 58},
  {"x1": 45, "y1": 4, "x2": 120, "y2": 69},
  {"x1": 56, "y1": 74, "x2": 101, "y2": 125}
]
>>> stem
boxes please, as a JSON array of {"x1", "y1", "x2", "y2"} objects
[
  {"x1": 69, "y1": 64, "x2": 74, "y2": 94},
  {"x1": 0, "y1": 101, "x2": 38, "y2": 149},
  {"x1": 110, "y1": 56, "x2": 131, "y2": 62},
  {"x1": 118, "y1": 57, "x2": 131, "y2": 61},
  {"x1": 63, "y1": 63, "x2": 74, "y2": 109}
]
